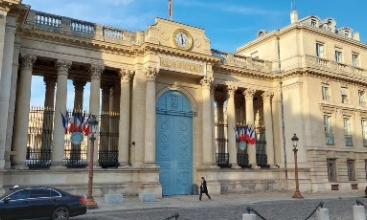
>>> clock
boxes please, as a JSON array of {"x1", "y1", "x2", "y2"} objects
[{"x1": 173, "y1": 29, "x2": 193, "y2": 50}]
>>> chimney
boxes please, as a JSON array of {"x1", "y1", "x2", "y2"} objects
[
  {"x1": 353, "y1": 32, "x2": 361, "y2": 41},
  {"x1": 290, "y1": 10, "x2": 299, "y2": 24}
]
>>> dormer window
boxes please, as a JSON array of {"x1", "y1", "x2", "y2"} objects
[
  {"x1": 311, "y1": 19, "x2": 317, "y2": 27},
  {"x1": 345, "y1": 30, "x2": 350, "y2": 37}
]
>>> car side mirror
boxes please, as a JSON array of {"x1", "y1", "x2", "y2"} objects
[{"x1": 3, "y1": 198, "x2": 10, "y2": 203}]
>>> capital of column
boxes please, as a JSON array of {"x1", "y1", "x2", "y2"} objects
[
  {"x1": 200, "y1": 76, "x2": 214, "y2": 88},
  {"x1": 262, "y1": 91, "x2": 274, "y2": 101},
  {"x1": 243, "y1": 88, "x2": 256, "y2": 99},
  {"x1": 120, "y1": 69, "x2": 134, "y2": 82},
  {"x1": 145, "y1": 67, "x2": 159, "y2": 81},
  {"x1": 73, "y1": 80, "x2": 86, "y2": 90},
  {"x1": 20, "y1": 54, "x2": 37, "y2": 70},
  {"x1": 90, "y1": 64, "x2": 105, "y2": 81},
  {"x1": 226, "y1": 83, "x2": 238, "y2": 96},
  {"x1": 56, "y1": 60, "x2": 72, "y2": 76},
  {"x1": 44, "y1": 77, "x2": 56, "y2": 88}
]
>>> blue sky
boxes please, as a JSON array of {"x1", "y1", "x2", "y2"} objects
[{"x1": 23, "y1": 0, "x2": 367, "y2": 108}]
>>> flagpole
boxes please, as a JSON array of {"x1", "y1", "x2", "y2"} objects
[{"x1": 169, "y1": 0, "x2": 174, "y2": 20}]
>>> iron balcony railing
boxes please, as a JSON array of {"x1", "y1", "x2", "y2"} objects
[
  {"x1": 98, "y1": 150, "x2": 119, "y2": 168},
  {"x1": 237, "y1": 153, "x2": 250, "y2": 168},
  {"x1": 25, "y1": 148, "x2": 51, "y2": 169},
  {"x1": 64, "y1": 149, "x2": 88, "y2": 168},
  {"x1": 216, "y1": 153, "x2": 231, "y2": 168}
]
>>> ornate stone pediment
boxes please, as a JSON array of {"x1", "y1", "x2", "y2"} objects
[{"x1": 146, "y1": 18, "x2": 211, "y2": 55}]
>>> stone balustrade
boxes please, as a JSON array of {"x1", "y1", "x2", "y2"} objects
[
  {"x1": 304, "y1": 55, "x2": 367, "y2": 78},
  {"x1": 25, "y1": 10, "x2": 136, "y2": 44}
]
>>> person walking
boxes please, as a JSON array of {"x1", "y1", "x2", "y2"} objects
[{"x1": 199, "y1": 177, "x2": 211, "y2": 200}]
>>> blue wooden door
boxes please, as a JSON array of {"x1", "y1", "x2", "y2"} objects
[{"x1": 156, "y1": 91, "x2": 193, "y2": 196}]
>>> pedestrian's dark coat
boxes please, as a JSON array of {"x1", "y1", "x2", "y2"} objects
[{"x1": 200, "y1": 179, "x2": 208, "y2": 193}]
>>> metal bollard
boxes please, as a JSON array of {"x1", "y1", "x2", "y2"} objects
[
  {"x1": 242, "y1": 213, "x2": 256, "y2": 220},
  {"x1": 316, "y1": 208, "x2": 330, "y2": 220},
  {"x1": 353, "y1": 205, "x2": 366, "y2": 220}
]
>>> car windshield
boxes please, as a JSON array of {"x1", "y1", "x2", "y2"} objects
[{"x1": 0, "y1": 191, "x2": 14, "y2": 200}]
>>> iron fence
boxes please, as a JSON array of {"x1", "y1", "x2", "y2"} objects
[
  {"x1": 25, "y1": 148, "x2": 51, "y2": 169},
  {"x1": 64, "y1": 149, "x2": 88, "y2": 168},
  {"x1": 216, "y1": 153, "x2": 230, "y2": 168},
  {"x1": 99, "y1": 112, "x2": 120, "y2": 168},
  {"x1": 26, "y1": 107, "x2": 54, "y2": 169},
  {"x1": 256, "y1": 154, "x2": 269, "y2": 168},
  {"x1": 237, "y1": 153, "x2": 250, "y2": 168}
]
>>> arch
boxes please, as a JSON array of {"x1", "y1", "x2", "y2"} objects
[{"x1": 156, "y1": 90, "x2": 194, "y2": 196}]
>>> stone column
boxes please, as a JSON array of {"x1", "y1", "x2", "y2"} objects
[
  {"x1": 13, "y1": 54, "x2": 37, "y2": 167},
  {"x1": 89, "y1": 64, "x2": 104, "y2": 163},
  {"x1": 5, "y1": 41, "x2": 20, "y2": 168},
  {"x1": 118, "y1": 69, "x2": 133, "y2": 166},
  {"x1": 262, "y1": 91, "x2": 275, "y2": 167},
  {"x1": 244, "y1": 88, "x2": 257, "y2": 168},
  {"x1": 201, "y1": 76, "x2": 214, "y2": 167},
  {"x1": 73, "y1": 80, "x2": 86, "y2": 111},
  {"x1": 52, "y1": 60, "x2": 71, "y2": 167},
  {"x1": 42, "y1": 77, "x2": 56, "y2": 151},
  {"x1": 44, "y1": 77, "x2": 56, "y2": 109},
  {"x1": 227, "y1": 84, "x2": 238, "y2": 167},
  {"x1": 0, "y1": 7, "x2": 10, "y2": 83},
  {"x1": 144, "y1": 67, "x2": 159, "y2": 166},
  {"x1": 0, "y1": 15, "x2": 16, "y2": 169}
]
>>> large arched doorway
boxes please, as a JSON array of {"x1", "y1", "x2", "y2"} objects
[{"x1": 156, "y1": 90, "x2": 193, "y2": 196}]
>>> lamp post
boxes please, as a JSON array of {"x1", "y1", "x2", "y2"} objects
[
  {"x1": 291, "y1": 133, "x2": 303, "y2": 199},
  {"x1": 86, "y1": 116, "x2": 98, "y2": 209}
]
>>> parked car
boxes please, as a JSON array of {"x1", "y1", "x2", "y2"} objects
[{"x1": 0, "y1": 186, "x2": 87, "y2": 220}]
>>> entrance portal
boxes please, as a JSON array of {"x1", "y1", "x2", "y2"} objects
[{"x1": 156, "y1": 91, "x2": 193, "y2": 196}]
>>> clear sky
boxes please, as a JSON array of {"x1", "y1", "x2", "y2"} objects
[{"x1": 22, "y1": 0, "x2": 367, "y2": 108}]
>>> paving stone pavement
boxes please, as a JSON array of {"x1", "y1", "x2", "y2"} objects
[{"x1": 72, "y1": 192, "x2": 367, "y2": 220}]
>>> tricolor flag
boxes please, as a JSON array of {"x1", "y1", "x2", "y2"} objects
[{"x1": 61, "y1": 112, "x2": 69, "y2": 134}]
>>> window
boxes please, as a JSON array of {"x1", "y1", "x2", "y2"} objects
[
  {"x1": 50, "y1": 190, "x2": 61, "y2": 197},
  {"x1": 362, "y1": 120, "x2": 367, "y2": 147},
  {"x1": 316, "y1": 42, "x2": 325, "y2": 58},
  {"x1": 29, "y1": 189, "x2": 50, "y2": 199},
  {"x1": 341, "y1": 87, "x2": 349, "y2": 104},
  {"x1": 352, "y1": 53, "x2": 360, "y2": 67},
  {"x1": 324, "y1": 115, "x2": 334, "y2": 145},
  {"x1": 8, "y1": 190, "x2": 30, "y2": 201},
  {"x1": 359, "y1": 91, "x2": 366, "y2": 107},
  {"x1": 322, "y1": 85, "x2": 331, "y2": 101},
  {"x1": 311, "y1": 19, "x2": 317, "y2": 27},
  {"x1": 344, "y1": 117, "x2": 353, "y2": 146},
  {"x1": 335, "y1": 49, "x2": 343, "y2": 63},
  {"x1": 327, "y1": 159, "x2": 337, "y2": 182},
  {"x1": 347, "y1": 159, "x2": 356, "y2": 181}
]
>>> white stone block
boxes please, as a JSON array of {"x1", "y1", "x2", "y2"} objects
[
  {"x1": 242, "y1": 213, "x2": 256, "y2": 220},
  {"x1": 104, "y1": 193, "x2": 124, "y2": 205},
  {"x1": 353, "y1": 205, "x2": 366, "y2": 220},
  {"x1": 139, "y1": 192, "x2": 157, "y2": 202},
  {"x1": 317, "y1": 208, "x2": 330, "y2": 220}
]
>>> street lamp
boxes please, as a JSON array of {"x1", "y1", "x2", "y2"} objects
[
  {"x1": 291, "y1": 133, "x2": 303, "y2": 199},
  {"x1": 86, "y1": 116, "x2": 98, "y2": 209}
]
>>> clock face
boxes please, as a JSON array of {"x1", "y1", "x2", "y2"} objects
[{"x1": 173, "y1": 30, "x2": 193, "y2": 50}]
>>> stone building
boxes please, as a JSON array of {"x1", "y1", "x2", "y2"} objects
[{"x1": 0, "y1": 1, "x2": 366, "y2": 196}]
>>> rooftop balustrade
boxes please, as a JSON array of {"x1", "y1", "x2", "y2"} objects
[{"x1": 25, "y1": 10, "x2": 137, "y2": 44}]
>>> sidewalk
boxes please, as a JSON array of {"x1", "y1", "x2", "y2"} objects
[{"x1": 88, "y1": 191, "x2": 365, "y2": 214}]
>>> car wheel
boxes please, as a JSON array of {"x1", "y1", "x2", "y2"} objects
[{"x1": 52, "y1": 207, "x2": 69, "y2": 220}]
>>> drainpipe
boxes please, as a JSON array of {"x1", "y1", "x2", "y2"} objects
[{"x1": 277, "y1": 34, "x2": 288, "y2": 181}]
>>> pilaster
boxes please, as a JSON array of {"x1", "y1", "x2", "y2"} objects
[
  {"x1": 201, "y1": 76, "x2": 215, "y2": 167},
  {"x1": 118, "y1": 69, "x2": 134, "y2": 166},
  {"x1": 262, "y1": 91, "x2": 275, "y2": 167},
  {"x1": 144, "y1": 67, "x2": 159, "y2": 166}
]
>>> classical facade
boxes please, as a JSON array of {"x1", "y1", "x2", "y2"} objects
[{"x1": 0, "y1": 1, "x2": 366, "y2": 197}]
